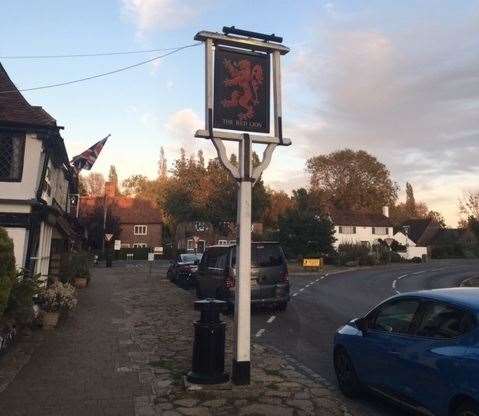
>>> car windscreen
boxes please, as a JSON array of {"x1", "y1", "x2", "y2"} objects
[
  {"x1": 201, "y1": 248, "x2": 229, "y2": 269},
  {"x1": 252, "y1": 244, "x2": 284, "y2": 267},
  {"x1": 180, "y1": 254, "x2": 198, "y2": 263}
]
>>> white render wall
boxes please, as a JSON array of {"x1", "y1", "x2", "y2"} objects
[
  {"x1": 398, "y1": 246, "x2": 428, "y2": 260},
  {"x1": 333, "y1": 225, "x2": 391, "y2": 249},
  {"x1": 4, "y1": 227, "x2": 29, "y2": 268},
  {"x1": 1, "y1": 134, "x2": 43, "y2": 200}
]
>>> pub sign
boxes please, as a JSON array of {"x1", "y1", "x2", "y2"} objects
[{"x1": 214, "y1": 46, "x2": 270, "y2": 133}]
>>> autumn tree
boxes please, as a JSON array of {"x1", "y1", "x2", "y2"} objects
[
  {"x1": 405, "y1": 182, "x2": 416, "y2": 216},
  {"x1": 80, "y1": 172, "x2": 105, "y2": 196},
  {"x1": 460, "y1": 191, "x2": 479, "y2": 220},
  {"x1": 158, "y1": 146, "x2": 167, "y2": 178},
  {"x1": 263, "y1": 190, "x2": 293, "y2": 230},
  {"x1": 306, "y1": 149, "x2": 398, "y2": 212},
  {"x1": 427, "y1": 210, "x2": 446, "y2": 228}
]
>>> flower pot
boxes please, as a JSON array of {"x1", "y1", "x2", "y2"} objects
[
  {"x1": 73, "y1": 277, "x2": 88, "y2": 289},
  {"x1": 42, "y1": 311, "x2": 60, "y2": 329}
]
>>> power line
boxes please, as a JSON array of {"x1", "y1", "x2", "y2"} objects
[
  {"x1": 0, "y1": 45, "x2": 198, "y2": 59},
  {"x1": 0, "y1": 43, "x2": 200, "y2": 94}
]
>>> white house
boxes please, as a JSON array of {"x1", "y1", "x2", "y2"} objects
[
  {"x1": 393, "y1": 230, "x2": 428, "y2": 260},
  {"x1": 331, "y1": 206, "x2": 393, "y2": 249},
  {"x1": 0, "y1": 63, "x2": 81, "y2": 282}
]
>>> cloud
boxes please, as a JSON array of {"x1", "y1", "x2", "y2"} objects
[
  {"x1": 121, "y1": 0, "x2": 198, "y2": 36},
  {"x1": 286, "y1": 8, "x2": 479, "y2": 225}
]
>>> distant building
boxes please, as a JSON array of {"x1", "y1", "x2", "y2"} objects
[
  {"x1": 0, "y1": 63, "x2": 82, "y2": 281},
  {"x1": 79, "y1": 181, "x2": 163, "y2": 249},
  {"x1": 176, "y1": 221, "x2": 264, "y2": 253},
  {"x1": 399, "y1": 218, "x2": 442, "y2": 247},
  {"x1": 330, "y1": 207, "x2": 393, "y2": 249}
]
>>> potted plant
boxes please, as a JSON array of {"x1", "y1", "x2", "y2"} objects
[
  {"x1": 70, "y1": 252, "x2": 90, "y2": 288},
  {"x1": 39, "y1": 281, "x2": 77, "y2": 329}
]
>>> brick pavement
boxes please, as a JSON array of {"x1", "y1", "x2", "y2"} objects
[{"x1": 0, "y1": 267, "x2": 148, "y2": 416}]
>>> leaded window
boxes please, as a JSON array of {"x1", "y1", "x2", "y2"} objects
[{"x1": 0, "y1": 133, "x2": 25, "y2": 181}]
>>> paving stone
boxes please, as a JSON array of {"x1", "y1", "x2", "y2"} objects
[
  {"x1": 177, "y1": 407, "x2": 210, "y2": 416},
  {"x1": 239, "y1": 404, "x2": 294, "y2": 416},
  {"x1": 173, "y1": 399, "x2": 198, "y2": 408}
]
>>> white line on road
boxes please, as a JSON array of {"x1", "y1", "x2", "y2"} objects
[
  {"x1": 267, "y1": 316, "x2": 276, "y2": 324},
  {"x1": 292, "y1": 293, "x2": 298, "y2": 297},
  {"x1": 398, "y1": 274, "x2": 408, "y2": 280},
  {"x1": 392, "y1": 281, "x2": 397, "y2": 289},
  {"x1": 256, "y1": 329, "x2": 265, "y2": 338},
  {"x1": 412, "y1": 270, "x2": 427, "y2": 275},
  {"x1": 299, "y1": 288, "x2": 305, "y2": 292},
  {"x1": 315, "y1": 278, "x2": 320, "y2": 282}
]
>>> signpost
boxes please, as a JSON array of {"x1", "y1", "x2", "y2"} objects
[
  {"x1": 194, "y1": 26, "x2": 291, "y2": 385},
  {"x1": 105, "y1": 234, "x2": 114, "y2": 268},
  {"x1": 114, "y1": 240, "x2": 121, "y2": 251}
]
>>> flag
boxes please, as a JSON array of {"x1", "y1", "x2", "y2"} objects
[{"x1": 71, "y1": 135, "x2": 110, "y2": 173}]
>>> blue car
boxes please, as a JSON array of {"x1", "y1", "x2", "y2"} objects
[{"x1": 334, "y1": 288, "x2": 479, "y2": 416}]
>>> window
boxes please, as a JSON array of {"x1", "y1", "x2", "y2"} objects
[
  {"x1": 217, "y1": 240, "x2": 228, "y2": 245},
  {"x1": 134, "y1": 225, "x2": 147, "y2": 235},
  {"x1": 371, "y1": 299, "x2": 420, "y2": 335},
  {"x1": 132, "y1": 243, "x2": 147, "y2": 248},
  {"x1": 0, "y1": 134, "x2": 25, "y2": 181},
  {"x1": 339, "y1": 226, "x2": 356, "y2": 234},
  {"x1": 373, "y1": 227, "x2": 389, "y2": 235},
  {"x1": 202, "y1": 247, "x2": 229, "y2": 270},
  {"x1": 415, "y1": 302, "x2": 476, "y2": 339},
  {"x1": 252, "y1": 244, "x2": 285, "y2": 267},
  {"x1": 187, "y1": 239, "x2": 195, "y2": 251}
]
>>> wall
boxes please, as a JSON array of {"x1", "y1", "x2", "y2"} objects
[
  {"x1": 333, "y1": 225, "x2": 391, "y2": 249},
  {"x1": 1, "y1": 134, "x2": 43, "y2": 200},
  {"x1": 4, "y1": 227, "x2": 28, "y2": 268},
  {"x1": 118, "y1": 223, "x2": 162, "y2": 248},
  {"x1": 393, "y1": 232, "x2": 416, "y2": 247},
  {"x1": 398, "y1": 246, "x2": 428, "y2": 260}
]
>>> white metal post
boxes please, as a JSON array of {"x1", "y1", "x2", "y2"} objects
[{"x1": 232, "y1": 137, "x2": 252, "y2": 384}]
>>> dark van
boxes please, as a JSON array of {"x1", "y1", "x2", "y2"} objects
[{"x1": 196, "y1": 242, "x2": 290, "y2": 311}]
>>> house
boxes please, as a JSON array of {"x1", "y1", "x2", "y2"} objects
[
  {"x1": 331, "y1": 207, "x2": 393, "y2": 249},
  {"x1": 176, "y1": 221, "x2": 264, "y2": 253},
  {"x1": 392, "y1": 230, "x2": 428, "y2": 260},
  {"x1": 399, "y1": 218, "x2": 442, "y2": 247},
  {"x1": 79, "y1": 181, "x2": 163, "y2": 249},
  {"x1": 0, "y1": 63, "x2": 82, "y2": 281}
]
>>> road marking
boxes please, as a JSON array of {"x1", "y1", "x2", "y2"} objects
[
  {"x1": 392, "y1": 281, "x2": 397, "y2": 289},
  {"x1": 315, "y1": 278, "x2": 320, "y2": 282},
  {"x1": 292, "y1": 293, "x2": 298, "y2": 297},
  {"x1": 299, "y1": 288, "x2": 305, "y2": 292},
  {"x1": 398, "y1": 274, "x2": 408, "y2": 280},
  {"x1": 267, "y1": 316, "x2": 276, "y2": 324},
  {"x1": 412, "y1": 270, "x2": 426, "y2": 275},
  {"x1": 255, "y1": 329, "x2": 265, "y2": 338}
]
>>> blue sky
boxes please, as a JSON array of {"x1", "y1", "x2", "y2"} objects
[{"x1": 1, "y1": 1, "x2": 478, "y2": 226}]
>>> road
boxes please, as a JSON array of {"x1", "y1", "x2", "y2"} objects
[{"x1": 250, "y1": 259, "x2": 479, "y2": 416}]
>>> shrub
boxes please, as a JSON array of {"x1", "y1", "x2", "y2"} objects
[
  {"x1": 7, "y1": 270, "x2": 41, "y2": 325},
  {"x1": 70, "y1": 251, "x2": 91, "y2": 280},
  {"x1": 337, "y1": 243, "x2": 370, "y2": 266},
  {"x1": 390, "y1": 252, "x2": 403, "y2": 263},
  {"x1": 38, "y1": 281, "x2": 77, "y2": 313},
  {"x1": 410, "y1": 257, "x2": 422, "y2": 263},
  {"x1": 0, "y1": 228, "x2": 16, "y2": 317}
]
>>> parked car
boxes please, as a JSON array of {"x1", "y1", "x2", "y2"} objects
[
  {"x1": 167, "y1": 253, "x2": 203, "y2": 287},
  {"x1": 195, "y1": 242, "x2": 289, "y2": 311},
  {"x1": 333, "y1": 288, "x2": 479, "y2": 416}
]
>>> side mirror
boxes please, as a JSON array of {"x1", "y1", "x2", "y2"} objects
[{"x1": 356, "y1": 317, "x2": 369, "y2": 333}]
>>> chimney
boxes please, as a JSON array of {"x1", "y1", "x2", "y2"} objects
[
  {"x1": 105, "y1": 181, "x2": 116, "y2": 198},
  {"x1": 382, "y1": 206, "x2": 389, "y2": 218}
]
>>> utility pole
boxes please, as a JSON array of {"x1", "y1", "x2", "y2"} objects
[{"x1": 194, "y1": 27, "x2": 291, "y2": 385}]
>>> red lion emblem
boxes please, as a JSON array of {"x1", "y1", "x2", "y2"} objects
[{"x1": 221, "y1": 58, "x2": 264, "y2": 121}]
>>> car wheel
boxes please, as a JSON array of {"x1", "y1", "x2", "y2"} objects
[
  {"x1": 334, "y1": 347, "x2": 363, "y2": 398},
  {"x1": 454, "y1": 402, "x2": 479, "y2": 416}
]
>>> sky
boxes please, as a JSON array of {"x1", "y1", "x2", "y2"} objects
[{"x1": 1, "y1": 0, "x2": 478, "y2": 226}]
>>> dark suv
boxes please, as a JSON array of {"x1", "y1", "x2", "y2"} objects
[{"x1": 196, "y1": 242, "x2": 290, "y2": 311}]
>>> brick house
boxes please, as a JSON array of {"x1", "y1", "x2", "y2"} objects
[{"x1": 79, "y1": 181, "x2": 163, "y2": 249}]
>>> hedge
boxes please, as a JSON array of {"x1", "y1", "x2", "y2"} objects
[{"x1": 0, "y1": 228, "x2": 16, "y2": 317}]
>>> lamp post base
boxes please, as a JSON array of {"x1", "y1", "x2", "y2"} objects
[{"x1": 232, "y1": 359, "x2": 251, "y2": 385}]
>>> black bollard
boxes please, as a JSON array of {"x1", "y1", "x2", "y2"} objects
[{"x1": 187, "y1": 299, "x2": 230, "y2": 384}]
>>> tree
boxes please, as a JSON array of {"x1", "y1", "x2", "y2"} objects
[
  {"x1": 263, "y1": 190, "x2": 293, "y2": 230},
  {"x1": 108, "y1": 165, "x2": 118, "y2": 184},
  {"x1": 80, "y1": 172, "x2": 105, "y2": 196},
  {"x1": 278, "y1": 188, "x2": 335, "y2": 258},
  {"x1": 158, "y1": 146, "x2": 167, "y2": 178},
  {"x1": 460, "y1": 191, "x2": 479, "y2": 219},
  {"x1": 427, "y1": 210, "x2": 446, "y2": 228},
  {"x1": 405, "y1": 182, "x2": 416, "y2": 216},
  {"x1": 306, "y1": 149, "x2": 398, "y2": 212},
  {"x1": 122, "y1": 174, "x2": 150, "y2": 197}
]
